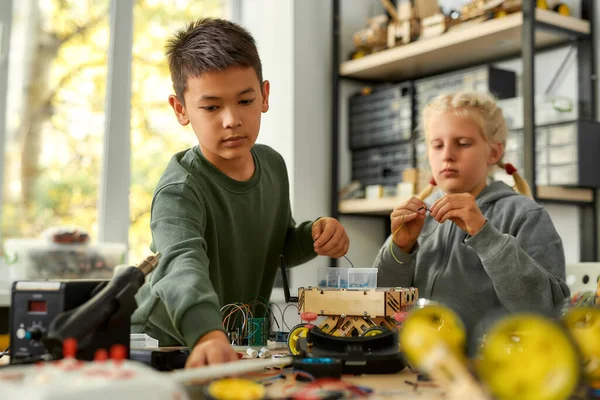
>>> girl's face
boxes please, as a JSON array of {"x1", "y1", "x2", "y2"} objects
[{"x1": 427, "y1": 111, "x2": 503, "y2": 198}]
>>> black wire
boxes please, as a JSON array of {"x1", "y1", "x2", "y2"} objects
[
  {"x1": 0, "y1": 346, "x2": 9, "y2": 360},
  {"x1": 413, "y1": 207, "x2": 439, "y2": 239},
  {"x1": 343, "y1": 255, "x2": 355, "y2": 268}
]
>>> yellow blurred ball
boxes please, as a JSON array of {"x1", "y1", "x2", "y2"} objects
[
  {"x1": 478, "y1": 314, "x2": 580, "y2": 400},
  {"x1": 207, "y1": 378, "x2": 265, "y2": 400},
  {"x1": 400, "y1": 304, "x2": 466, "y2": 367},
  {"x1": 563, "y1": 307, "x2": 600, "y2": 382}
]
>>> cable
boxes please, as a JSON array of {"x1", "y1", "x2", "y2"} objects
[
  {"x1": 389, "y1": 208, "x2": 439, "y2": 264},
  {"x1": 221, "y1": 303, "x2": 250, "y2": 335},
  {"x1": 390, "y1": 214, "x2": 408, "y2": 264},
  {"x1": 255, "y1": 296, "x2": 282, "y2": 331},
  {"x1": 270, "y1": 302, "x2": 289, "y2": 331},
  {"x1": 266, "y1": 305, "x2": 281, "y2": 331},
  {"x1": 343, "y1": 255, "x2": 355, "y2": 268},
  {"x1": 0, "y1": 346, "x2": 9, "y2": 360},
  {"x1": 282, "y1": 304, "x2": 298, "y2": 331}
]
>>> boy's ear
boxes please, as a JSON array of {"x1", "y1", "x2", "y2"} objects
[
  {"x1": 169, "y1": 95, "x2": 190, "y2": 126},
  {"x1": 261, "y1": 80, "x2": 270, "y2": 113},
  {"x1": 488, "y1": 141, "x2": 503, "y2": 166}
]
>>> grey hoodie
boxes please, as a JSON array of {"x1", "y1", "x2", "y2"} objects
[{"x1": 374, "y1": 181, "x2": 570, "y2": 339}]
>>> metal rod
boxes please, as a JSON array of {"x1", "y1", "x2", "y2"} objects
[
  {"x1": 330, "y1": 0, "x2": 341, "y2": 268},
  {"x1": 579, "y1": 0, "x2": 598, "y2": 260},
  {"x1": 522, "y1": 0, "x2": 537, "y2": 199}
]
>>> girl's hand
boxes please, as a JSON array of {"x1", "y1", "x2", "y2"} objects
[
  {"x1": 429, "y1": 193, "x2": 486, "y2": 236},
  {"x1": 390, "y1": 197, "x2": 428, "y2": 252}
]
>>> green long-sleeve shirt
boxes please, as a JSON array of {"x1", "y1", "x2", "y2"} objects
[{"x1": 131, "y1": 144, "x2": 317, "y2": 347}]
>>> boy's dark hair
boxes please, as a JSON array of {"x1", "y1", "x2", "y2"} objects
[{"x1": 166, "y1": 18, "x2": 263, "y2": 105}]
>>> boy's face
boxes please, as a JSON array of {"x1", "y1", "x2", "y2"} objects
[
  {"x1": 169, "y1": 66, "x2": 269, "y2": 167},
  {"x1": 427, "y1": 112, "x2": 502, "y2": 198}
]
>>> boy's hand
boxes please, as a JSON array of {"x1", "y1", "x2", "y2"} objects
[
  {"x1": 185, "y1": 330, "x2": 239, "y2": 368},
  {"x1": 429, "y1": 193, "x2": 486, "y2": 237},
  {"x1": 312, "y1": 218, "x2": 349, "y2": 258}
]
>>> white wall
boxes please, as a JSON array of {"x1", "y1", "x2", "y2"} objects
[
  {"x1": 241, "y1": 0, "x2": 294, "y2": 179},
  {"x1": 241, "y1": 1, "x2": 332, "y2": 327}
]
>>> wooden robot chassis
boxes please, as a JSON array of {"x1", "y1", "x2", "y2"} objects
[{"x1": 287, "y1": 286, "x2": 418, "y2": 354}]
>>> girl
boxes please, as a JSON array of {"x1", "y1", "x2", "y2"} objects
[{"x1": 374, "y1": 91, "x2": 569, "y2": 337}]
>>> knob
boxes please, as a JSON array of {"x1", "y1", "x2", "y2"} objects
[{"x1": 28, "y1": 326, "x2": 44, "y2": 341}]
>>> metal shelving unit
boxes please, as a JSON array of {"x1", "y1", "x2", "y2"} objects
[{"x1": 331, "y1": 0, "x2": 597, "y2": 265}]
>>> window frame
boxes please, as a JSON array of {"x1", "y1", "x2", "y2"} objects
[{"x1": 0, "y1": 0, "x2": 12, "y2": 245}]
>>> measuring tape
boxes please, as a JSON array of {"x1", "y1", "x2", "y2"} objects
[{"x1": 293, "y1": 358, "x2": 343, "y2": 380}]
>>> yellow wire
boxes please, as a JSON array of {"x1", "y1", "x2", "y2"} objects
[{"x1": 389, "y1": 214, "x2": 406, "y2": 264}]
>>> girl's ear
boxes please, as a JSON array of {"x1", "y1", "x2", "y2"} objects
[{"x1": 488, "y1": 141, "x2": 503, "y2": 166}]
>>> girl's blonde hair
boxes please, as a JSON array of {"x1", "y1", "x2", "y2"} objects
[{"x1": 417, "y1": 91, "x2": 532, "y2": 200}]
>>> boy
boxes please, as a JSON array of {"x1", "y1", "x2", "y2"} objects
[{"x1": 131, "y1": 18, "x2": 349, "y2": 368}]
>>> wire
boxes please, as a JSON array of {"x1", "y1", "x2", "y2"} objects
[
  {"x1": 389, "y1": 208, "x2": 439, "y2": 263},
  {"x1": 266, "y1": 306, "x2": 281, "y2": 331},
  {"x1": 282, "y1": 303, "x2": 298, "y2": 331},
  {"x1": 255, "y1": 296, "x2": 282, "y2": 331},
  {"x1": 390, "y1": 214, "x2": 407, "y2": 264},
  {"x1": 419, "y1": 218, "x2": 439, "y2": 238},
  {"x1": 221, "y1": 303, "x2": 251, "y2": 335},
  {"x1": 343, "y1": 255, "x2": 355, "y2": 268},
  {"x1": 270, "y1": 301, "x2": 289, "y2": 331},
  {"x1": 0, "y1": 346, "x2": 9, "y2": 360}
]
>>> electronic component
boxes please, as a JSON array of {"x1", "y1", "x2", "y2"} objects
[
  {"x1": 10, "y1": 280, "x2": 110, "y2": 362},
  {"x1": 248, "y1": 317, "x2": 268, "y2": 346},
  {"x1": 258, "y1": 347, "x2": 271, "y2": 359},
  {"x1": 296, "y1": 326, "x2": 406, "y2": 375},
  {"x1": 246, "y1": 347, "x2": 258, "y2": 358},
  {"x1": 293, "y1": 357, "x2": 343, "y2": 380},
  {"x1": 10, "y1": 254, "x2": 160, "y2": 364}
]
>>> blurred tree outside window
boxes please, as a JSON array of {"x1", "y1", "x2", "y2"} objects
[
  {"x1": 2, "y1": 0, "x2": 110, "y2": 243},
  {"x1": 1, "y1": 0, "x2": 227, "y2": 263},
  {"x1": 130, "y1": 0, "x2": 226, "y2": 262}
]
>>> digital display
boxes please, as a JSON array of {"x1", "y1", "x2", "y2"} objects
[{"x1": 28, "y1": 300, "x2": 47, "y2": 313}]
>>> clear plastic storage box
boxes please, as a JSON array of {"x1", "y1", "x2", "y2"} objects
[
  {"x1": 3, "y1": 239, "x2": 127, "y2": 280},
  {"x1": 318, "y1": 267, "x2": 377, "y2": 290}
]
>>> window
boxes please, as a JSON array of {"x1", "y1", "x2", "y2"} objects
[
  {"x1": 1, "y1": 0, "x2": 109, "y2": 242},
  {"x1": 0, "y1": 0, "x2": 234, "y2": 265},
  {"x1": 129, "y1": 0, "x2": 229, "y2": 261}
]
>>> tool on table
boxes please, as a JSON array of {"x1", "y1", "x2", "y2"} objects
[{"x1": 10, "y1": 254, "x2": 160, "y2": 364}]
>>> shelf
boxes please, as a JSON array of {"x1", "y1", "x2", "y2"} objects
[
  {"x1": 339, "y1": 197, "x2": 406, "y2": 216},
  {"x1": 339, "y1": 186, "x2": 594, "y2": 215},
  {"x1": 340, "y1": 9, "x2": 590, "y2": 81},
  {"x1": 536, "y1": 186, "x2": 594, "y2": 203}
]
